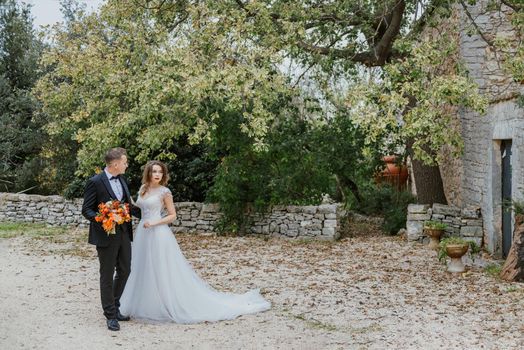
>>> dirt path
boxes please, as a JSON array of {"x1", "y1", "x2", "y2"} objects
[{"x1": 1, "y1": 229, "x2": 523, "y2": 349}]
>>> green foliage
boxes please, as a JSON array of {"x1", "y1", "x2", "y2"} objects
[
  {"x1": 204, "y1": 88, "x2": 387, "y2": 232},
  {"x1": 32, "y1": 0, "x2": 489, "y2": 227},
  {"x1": 140, "y1": 1, "x2": 487, "y2": 166},
  {"x1": 35, "y1": 0, "x2": 294, "y2": 198},
  {"x1": 356, "y1": 184, "x2": 415, "y2": 235},
  {"x1": 484, "y1": 263, "x2": 502, "y2": 278},
  {"x1": 502, "y1": 198, "x2": 524, "y2": 216},
  {"x1": 424, "y1": 220, "x2": 448, "y2": 230},
  {"x1": 438, "y1": 236, "x2": 481, "y2": 263},
  {"x1": 0, "y1": 221, "x2": 68, "y2": 239},
  {"x1": 491, "y1": 1, "x2": 524, "y2": 83},
  {"x1": 37, "y1": 0, "x2": 377, "y2": 225},
  {"x1": 36, "y1": 0, "x2": 291, "y2": 174},
  {"x1": 0, "y1": 0, "x2": 45, "y2": 193},
  {"x1": 182, "y1": 82, "x2": 331, "y2": 232},
  {"x1": 346, "y1": 35, "x2": 488, "y2": 166}
]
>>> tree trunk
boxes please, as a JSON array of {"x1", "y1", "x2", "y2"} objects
[
  {"x1": 335, "y1": 174, "x2": 362, "y2": 204},
  {"x1": 500, "y1": 214, "x2": 524, "y2": 282},
  {"x1": 406, "y1": 140, "x2": 448, "y2": 205},
  {"x1": 410, "y1": 157, "x2": 448, "y2": 205}
]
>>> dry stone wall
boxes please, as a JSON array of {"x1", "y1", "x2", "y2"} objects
[
  {"x1": 0, "y1": 193, "x2": 344, "y2": 240},
  {"x1": 407, "y1": 203, "x2": 483, "y2": 246}
]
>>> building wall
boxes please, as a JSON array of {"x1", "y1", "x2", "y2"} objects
[{"x1": 444, "y1": 0, "x2": 523, "y2": 255}]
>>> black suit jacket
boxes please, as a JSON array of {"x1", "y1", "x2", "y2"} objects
[{"x1": 82, "y1": 172, "x2": 141, "y2": 247}]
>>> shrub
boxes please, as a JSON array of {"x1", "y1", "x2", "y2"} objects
[
  {"x1": 424, "y1": 220, "x2": 448, "y2": 230},
  {"x1": 356, "y1": 184, "x2": 415, "y2": 235}
]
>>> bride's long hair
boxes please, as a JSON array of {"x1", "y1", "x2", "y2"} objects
[{"x1": 140, "y1": 160, "x2": 170, "y2": 196}]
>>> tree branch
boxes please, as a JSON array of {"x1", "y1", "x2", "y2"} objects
[
  {"x1": 406, "y1": 0, "x2": 442, "y2": 39},
  {"x1": 304, "y1": 15, "x2": 364, "y2": 30},
  {"x1": 371, "y1": 0, "x2": 405, "y2": 65},
  {"x1": 459, "y1": 0, "x2": 496, "y2": 47}
]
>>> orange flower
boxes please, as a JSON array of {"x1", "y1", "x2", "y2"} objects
[{"x1": 95, "y1": 200, "x2": 131, "y2": 235}]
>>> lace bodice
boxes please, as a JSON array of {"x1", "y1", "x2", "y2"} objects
[{"x1": 136, "y1": 186, "x2": 172, "y2": 221}]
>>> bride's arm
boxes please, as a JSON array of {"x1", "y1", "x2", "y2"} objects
[{"x1": 147, "y1": 193, "x2": 177, "y2": 227}]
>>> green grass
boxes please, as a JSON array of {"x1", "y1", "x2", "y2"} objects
[
  {"x1": 484, "y1": 263, "x2": 502, "y2": 278},
  {"x1": 0, "y1": 221, "x2": 69, "y2": 238},
  {"x1": 0, "y1": 221, "x2": 91, "y2": 257},
  {"x1": 505, "y1": 286, "x2": 519, "y2": 293}
]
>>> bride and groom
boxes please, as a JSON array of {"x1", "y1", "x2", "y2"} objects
[{"x1": 81, "y1": 147, "x2": 270, "y2": 331}]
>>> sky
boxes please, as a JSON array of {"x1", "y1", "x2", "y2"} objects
[{"x1": 21, "y1": 0, "x2": 105, "y2": 28}]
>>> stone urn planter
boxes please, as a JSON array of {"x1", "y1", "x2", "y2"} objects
[
  {"x1": 438, "y1": 237, "x2": 480, "y2": 273},
  {"x1": 424, "y1": 221, "x2": 447, "y2": 250},
  {"x1": 444, "y1": 244, "x2": 469, "y2": 272}
]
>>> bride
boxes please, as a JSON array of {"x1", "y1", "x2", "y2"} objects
[{"x1": 119, "y1": 160, "x2": 270, "y2": 323}]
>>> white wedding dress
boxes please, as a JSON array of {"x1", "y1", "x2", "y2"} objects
[{"x1": 119, "y1": 186, "x2": 270, "y2": 323}]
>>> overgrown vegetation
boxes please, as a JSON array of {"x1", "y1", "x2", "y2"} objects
[
  {"x1": 0, "y1": 0, "x2": 46, "y2": 193},
  {"x1": 351, "y1": 184, "x2": 415, "y2": 235},
  {"x1": 503, "y1": 199, "x2": 524, "y2": 216},
  {"x1": 438, "y1": 236, "x2": 481, "y2": 263},
  {"x1": 5, "y1": 1, "x2": 517, "y2": 234},
  {"x1": 484, "y1": 263, "x2": 502, "y2": 277}
]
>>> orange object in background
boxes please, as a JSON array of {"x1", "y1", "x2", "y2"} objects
[{"x1": 375, "y1": 155, "x2": 409, "y2": 190}]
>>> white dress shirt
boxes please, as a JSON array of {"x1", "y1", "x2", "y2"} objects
[{"x1": 104, "y1": 168, "x2": 124, "y2": 201}]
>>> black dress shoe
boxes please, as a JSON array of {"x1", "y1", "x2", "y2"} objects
[
  {"x1": 116, "y1": 311, "x2": 130, "y2": 321},
  {"x1": 107, "y1": 318, "x2": 120, "y2": 331}
]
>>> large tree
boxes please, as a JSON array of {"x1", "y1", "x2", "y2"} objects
[
  {"x1": 36, "y1": 0, "x2": 493, "y2": 206},
  {"x1": 134, "y1": 0, "x2": 493, "y2": 205},
  {"x1": 35, "y1": 0, "x2": 298, "y2": 195},
  {"x1": 0, "y1": 0, "x2": 44, "y2": 192},
  {"x1": 36, "y1": 0, "x2": 384, "y2": 232}
]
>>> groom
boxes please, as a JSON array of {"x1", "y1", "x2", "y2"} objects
[{"x1": 82, "y1": 147, "x2": 141, "y2": 331}]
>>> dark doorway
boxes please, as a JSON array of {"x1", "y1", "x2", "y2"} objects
[{"x1": 501, "y1": 140, "x2": 512, "y2": 258}]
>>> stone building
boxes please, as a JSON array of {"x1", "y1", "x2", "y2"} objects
[{"x1": 438, "y1": 1, "x2": 523, "y2": 257}]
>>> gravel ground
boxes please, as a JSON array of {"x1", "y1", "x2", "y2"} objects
[{"x1": 1, "y1": 225, "x2": 523, "y2": 350}]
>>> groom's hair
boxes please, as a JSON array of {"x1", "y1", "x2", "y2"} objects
[{"x1": 105, "y1": 147, "x2": 127, "y2": 165}]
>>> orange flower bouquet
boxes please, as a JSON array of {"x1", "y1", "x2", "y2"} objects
[{"x1": 95, "y1": 200, "x2": 131, "y2": 235}]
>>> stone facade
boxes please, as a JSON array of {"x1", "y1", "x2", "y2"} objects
[
  {"x1": 0, "y1": 192, "x2": 344, "y2": 240},
  {"x1": 406, "y1": 204, "x2": 483, "y2": 247},
  {"x1": 437, "y1": 1, "x2": 524, "y2": 255}
]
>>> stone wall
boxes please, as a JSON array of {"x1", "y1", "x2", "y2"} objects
[
  {"x1": 434, "y1": 1, "x2": 524, "y2": 255},
  {"x1": 459, "y1": 1, "x2": 520, "y2": 101},
  {"x1": 0, "y1": 192, "x2": 344, "y2": 240},
  {"x1": 406, "y1": 203, "x2": 483, "y2": 247},
  {"x1": 457, "y1": 1, "x2": 523, "y2": 255}
]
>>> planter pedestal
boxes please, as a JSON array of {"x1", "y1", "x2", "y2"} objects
[
  {"x1": 446, "y1": 244, "x2": 469, "y2": 273},
  {"x1": 424, "y1": 228, "x2": 444, "y2": 251}
]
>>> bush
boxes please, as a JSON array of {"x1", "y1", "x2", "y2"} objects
[{"x1": 356, "y1": 184, "x2": 415, "y2": 235}]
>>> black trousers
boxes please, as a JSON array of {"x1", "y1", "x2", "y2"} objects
[{"x1": 96, "y1": 226, "x2": 131, "y2": 320}]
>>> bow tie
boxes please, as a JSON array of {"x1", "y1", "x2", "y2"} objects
[{"x1": 109, "y1": 175, "x2": 120, "y2": 181}]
